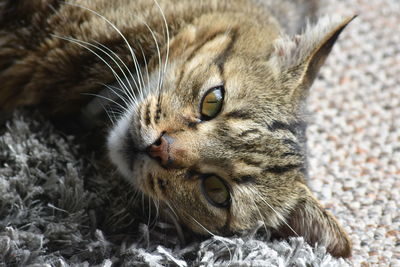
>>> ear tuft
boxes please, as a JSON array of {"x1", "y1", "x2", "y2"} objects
[
  {"x1": 272, "y1": 15, "x2": 356, "y2": 70},
  {"x1": 269, "y1": 15, "x2": 356, "y2": 105}
]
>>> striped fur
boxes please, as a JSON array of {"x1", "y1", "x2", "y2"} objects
[{"x1": 0, "y1": 0, "x2": 353, "y2": 258}]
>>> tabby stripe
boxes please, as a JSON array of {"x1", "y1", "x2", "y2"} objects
[
  {"x1": 238, "y1": 128, "x2": 260, "y2": 138},
  {"x1": 175, "y1": 31, "x2": 228, "y2": 91},
  {"x1": 233, "y1": 175, "x2": 256, "y2": 184},
  {"x1": 242, "y1": 157, "x2": 263, "y2": 167},
  {"x1": 216, "y1": 124, "x2": 268, "y2": 153},
  {"x1": 154, "y1": 95, "x2": 162, "y2": 124},
  {"x1": 144, "y1": 102, "x2": 151, "y2": 126},
  {"x1": 281, "y1": 152, "x2": 303, "y2": 158},
  {"x1": 224, "y1": 109, "x2": 253, "y2": 120},
  {"x1": 268, "y1": 120, "x2": 306, "y2": 136},
  {"x1": 263, "y1": 164, "x2": 303, "y2": 174},
  {"x1": 176, "y1": 68, "x2": 185, "y2": 93},
  {"x1": 282, "y1": 139, "x2": 302, "y2": 153},
  {"x1": 186, "y1": 120, "x2": 198, "y2": 130},
  {"x1": 187, "y1": 31, "x2": 228, "y2": 62},
  {"x1": 214, "y1": 29, "x2": 238, "y2": 75}
]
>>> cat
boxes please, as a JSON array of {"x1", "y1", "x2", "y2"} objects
[{"x1": 0, "y1": 0, "x2": 354, "y2": 258}]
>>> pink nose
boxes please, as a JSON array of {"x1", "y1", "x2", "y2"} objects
[{"x1": 147, "y1": 134, "x2": 172, "y2": 167}]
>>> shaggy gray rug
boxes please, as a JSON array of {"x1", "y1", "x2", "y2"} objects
[
  {"x1": 1, "y1": 0, "x2": 399, "y2": 266},
  {"x1": 0, "y1": 111, "x2": 347, "y2": 266}
]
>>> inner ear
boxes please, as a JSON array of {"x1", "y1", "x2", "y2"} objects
[
  {"x1": 271, "y1": 16, "x2": 356, "y2": 104},
  {"x1": 294, "y1": 16, "x2": 356, "y2": 93},
  {"x1": 276, "y1": 183, "x2": 351, "y2": 258}
]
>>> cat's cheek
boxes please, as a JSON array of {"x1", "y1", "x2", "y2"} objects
[{"x1": 227, "y1": 189, "x2": 261, "y2": 233}]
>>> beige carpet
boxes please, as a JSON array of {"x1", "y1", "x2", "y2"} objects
[{"x1": 309, "y1": 0, "x2": 400, "y2": 265}]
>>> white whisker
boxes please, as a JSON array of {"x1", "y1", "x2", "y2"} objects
[
  {"x1": 164, "y1": 201, "x2": 185, "y2": 244},
  {"x1": 92, "y1": 40, "x2": 141, "y2": 104},
  {"x1": 52, "y1": 35, "x2": 133, "y2": 106},
  {"x1": 147, "y1": 195, "x2": 152, "y2": 228},
  {"x1": 64, "y1": 2, "x2": 145, "y2": 102},
  {"x1": 150, "y1": 197, "x2": 160, "y2": 229},
  {"x1": 103, "y1": 104, "x2": 116, "y2": 124},
  {"x1": 100, "y1": 83, "x2": 137, "y2": 115},
  {"x1": 153, "y1": 0, "x2": 170, "y2": 90},
  {"x1": 251, "y1": 199, "x2": 269, "y2": 234},
  {"x1": 249, "y1": 187, "x2": 299, "y2": 237},
  {"x1": 67, "y1": 37, "x2": 138, "y2": 105},
  {"x1": 82, "y1": 92, "x2": 128, "y2": 114},
  {"x1": 136, "y1": 43, "x2": 150, "y2": 101},
  {"x1": 172, "y1": 204, "x2": 233, "y2": 262},
  {"x1": 141, "y1": 20, "x2": 163, "y2": 95}
]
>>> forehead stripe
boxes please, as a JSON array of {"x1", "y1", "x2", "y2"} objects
[
  {"x1": 176, "y1": 31, "x2": 228, "y2": 92},
  {"x1": 262, "y1": 163, "x2": 303, "y2": 174},
  {"x1": 214, "y1": 29, "x2": 238, "y2": 75},
  {"x1": 268, "y1": 120, "x2": 306, "y2": 136},
  {"x1": 232, "y1": 175, "x2": 256, "y2": 184},
  {"x1": 187, "y1": 30, "x2": 230, "y2": 62},
  {"x1": 224, "y1": 109, "x2": 253, "y2": 120}
]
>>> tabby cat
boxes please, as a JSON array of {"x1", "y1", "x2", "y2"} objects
[{"x1": 0, "y1": 0, "x2": 354, "y2": 258}]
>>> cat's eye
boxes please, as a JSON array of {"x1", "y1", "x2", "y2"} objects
[
  {"x1": 201, "y1": 175, "x2": 230, "y2": 208},
  {"x1": 200, "y1": 86, "x2": 224, "y2": 120}
]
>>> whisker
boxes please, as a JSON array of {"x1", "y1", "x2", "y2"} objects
[
  {"x1": 82, "y1": 92, "x2": 128, "y2": 114},
  {"x1": 129, "y1": 42, "x2": 146, "y2": 102},
  {"x1": 164, "y1": 201, "x2": 186, "y2": 244},
  {"x1": 147, "y1": 195, "x2": 152, "y2": 228},
  {"x1": 100, "y1": 83, "x2": 137, "y2": 115},
  {"x1": 103, "y1": 105, "x2": 116, "y2": 124},
  {"x1": 107, "y1": 107, "x2": 124, "y2": 119},
  {"x1": 64, "y1": 2, "x2": 145, "y2": 103},
  {"x1": 65, "y1": 36, "x2": 137, "y2": 105},
  {"x1": 249, "y1": 188, "x2": 299, "y2": 237},
  {"x1": 130, "y1": 187, "x2": 142, "y2": 204},
  {"x1": 52, "y1": 35, "x2": 133, "y2": 106},
  {"x1": 149, "y1": 197, "x2": 160, "y2": 230},
  {"x1": 236, "y1": 186, "x2": 269, "y2": 235},
  {"x1": 137, "y1": 43, "x2": 150, "y2": 101},
  {"x1": 251, "y1": 199, "x2": 269, "y2": 234},
  {"x1": 142, "y1": 20, "x2": 163, "y2": 95},
  {"x1": 141, "y1": 192, "x2": 146, "y2": 216},
  {"x1": 92, "y1": 40, "x2": 141, "y2": 105},
  {"x1": 153, "y1": 0, "x2": 170, "y2": 89},
  {"x1": 186, "y1": 213, "x2": 233, "y2": 262},
  {"x1": 172, "y1": 204, "x2": 233, "y2": 262}
]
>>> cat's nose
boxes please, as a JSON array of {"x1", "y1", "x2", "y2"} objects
[{"x1": 146, "y1": 133, "x2": 174, "y2": 167}]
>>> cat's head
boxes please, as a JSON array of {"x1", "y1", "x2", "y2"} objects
[{"x1": 107, "y1": 14, "x2": 354, "y2": 257}]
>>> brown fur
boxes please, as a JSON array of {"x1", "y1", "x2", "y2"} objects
[{"x1": 0, "y1": 0, "x2": 354, "y2": 258}]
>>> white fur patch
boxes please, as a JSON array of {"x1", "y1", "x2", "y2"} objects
[{"x1": 107, "y1": 110, "x2": 133, "y2": 179}]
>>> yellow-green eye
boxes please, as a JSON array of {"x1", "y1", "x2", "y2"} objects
[
  {"x1": 201, "y1": 175, "x2": 230, "y2": 207},
  {"x1": 200, "y1": 86, "x2": 224, "y2": 120}
]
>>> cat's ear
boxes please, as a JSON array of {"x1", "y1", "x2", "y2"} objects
[
  {"x1": 277, "y1": 183, "x2": 351, "y2": 258},
  {"x1": 270, "y1": 16, "x2": 356, "y2": 104}
]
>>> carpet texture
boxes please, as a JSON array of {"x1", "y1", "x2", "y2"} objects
[{"x1": 1, "y1": 0, "x2": 399, "y2": 266}]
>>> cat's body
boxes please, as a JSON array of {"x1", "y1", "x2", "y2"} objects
[{"x1": 0, "y1": 0, "x2": 353, "y2": 258}]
